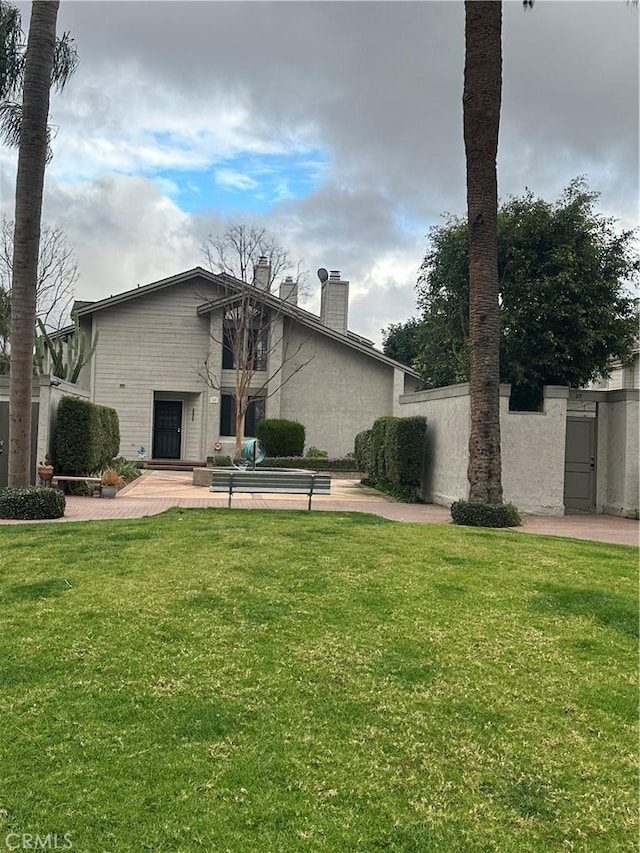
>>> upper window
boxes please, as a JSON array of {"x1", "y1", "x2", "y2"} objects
[{"x1": 222, "y1": 325, "x2": 268, "y2": 372}]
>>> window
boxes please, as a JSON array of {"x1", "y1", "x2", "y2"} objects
[
  {"x1": 220, "y1": 394, "x2": 265, "y2": 437},
  {"x1": 220, "y1": 393, "x2": 235, "y2": 436},
  {"x1": 221, "y1": 325, "x2": 268, "y2": 372},
  {"x1": 245, "y1": 397, "x2": 265, "y2": 437}
]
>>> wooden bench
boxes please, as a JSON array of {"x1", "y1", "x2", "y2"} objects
[
  {"x1": 209, "y1": 467, "x2": 331, "y2": 510},
  {"x1": 51, "y1": 476, "x2": 103, "y2": 497}
]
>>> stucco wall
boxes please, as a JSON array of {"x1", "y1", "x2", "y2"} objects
[
  {"x1": 398, "y1": 384, "x2": 470, "y2": 505},
  {"x1": 0, "y1": 376, "x2": 90, "y2": 479},
  {"x1": 398, "y1": 384, "x2": 568, "y2": 515},
  {"x1": 597, "y1": 391, "x2": 639, "y2": 518},
  {"x1": 280, "y1": 321, "x2": 395, "y2": 456},
  {"x1": 502, "y1": 387, "x2": 568, "y2": 515}
]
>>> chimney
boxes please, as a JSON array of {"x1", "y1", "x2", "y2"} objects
[
  {"x1": 279, "y1": 275, "x2": 298, "y2": 306},
  {"x1": 320, "y1": 270, "x2": 349, "y2": 335},
  {"x1": 253, "y1": 255, "x2": 271, "y2": 290}
]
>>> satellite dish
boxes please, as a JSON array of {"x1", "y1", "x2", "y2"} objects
[{"x1": 317, "y1": 267, "x2": 329, "y2": 283}]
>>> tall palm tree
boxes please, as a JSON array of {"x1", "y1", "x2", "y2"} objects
[
  {"x1": 463, "y1": 0, "x2": 503, "y2": 505},
  {"x1": 8, "y1": 1, "x2": 61, "y2": 486}
]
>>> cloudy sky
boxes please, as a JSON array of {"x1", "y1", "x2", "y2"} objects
[{"x1": 0, "y1": 0, "x2": 637, "y2": 345}]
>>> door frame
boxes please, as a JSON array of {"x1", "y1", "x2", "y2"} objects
[
  {"x1": 564, "y1": 416, "x2": 597, "y2": 511},
  {"x1": 152, "y1": 398, "x2": 183, "y2": 460}
]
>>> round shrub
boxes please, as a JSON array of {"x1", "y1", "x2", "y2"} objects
[
  {"x1": 0, "y1": 487, "x2": 66, "y2": 520},
  {"x1": 450, "y1": 500, "x2": 521, "y2": 528},
  {"x1": 256, "y1": 419, "x2": 305, "y2": 457}
]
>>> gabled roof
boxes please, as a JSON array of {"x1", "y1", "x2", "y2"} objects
[
  {"x1": 70, "y1": 266, "x2": 420, "y2": 378},
  {"x1": 72, "y1": 266, "x2": 223, "y2": 317}
]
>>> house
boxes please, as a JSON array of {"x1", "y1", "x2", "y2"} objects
[{"x1": 55, "y1": 263, "x2": 421, "y2": 461}]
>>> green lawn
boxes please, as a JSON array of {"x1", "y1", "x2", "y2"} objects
[{"x1": 0, "y1": 509, "x2": 637, "y2": 852}]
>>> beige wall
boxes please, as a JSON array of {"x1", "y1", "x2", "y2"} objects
[
  {"x1": 398, "y1": 384, "x2": 569, "y2": 515},
  {"x1": 0, "y1": 376, "x2": 90, "y2": 479},
  {"x1": 89, "y1": 276, "x2": 218, "y2": 459},
  {"x1": 502, "y1": 387, "x2": 568, "y2": 515},
  {"x1": 595, "y1": 391, "x2": 639, "y2": 518},
  {"x1": 398, "y1": 384, "x2": 471, "y2": 505},
  {"x1": 280, "y1": 321, "x2": 395, "y2": 456}
]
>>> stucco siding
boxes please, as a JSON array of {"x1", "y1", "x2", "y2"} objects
[
  {"x1": 502, "y1": 389, "x2": 568, "y2": 515},
  {"x1": 398, "y1": 384, "x2": 568, "y2": 515},
  {"x1": 598, "y1": 395, "x2": 639, "y2": 517},
  {"x1": 280, "y1": 322, "x2": 394, "y2": 456},
  {"x1": 90, "y1": 277, "x2": 218, "y2": 458},
  {"x1": 398, "y1": 385, "x2": 470, "y2": 505}
]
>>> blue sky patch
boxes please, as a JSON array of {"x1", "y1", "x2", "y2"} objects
[{"x1": 149, "y1": 149, "x2": 328, "y2": 215}]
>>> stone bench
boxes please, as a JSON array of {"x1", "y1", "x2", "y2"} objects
[
  {"x1": 209, "y1": 467, "x2": 331, "y2": 510},
  {"x1": 51, "y1": 476, "x2": 103, "y2": 497}
]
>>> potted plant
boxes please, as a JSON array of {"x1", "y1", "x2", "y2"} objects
[
  {"x1": 101, "y1": 468, "x2": 124, "y2": 498},
  {"x1": 37, "y1": 456, "x2": 54, "y2": 486}
]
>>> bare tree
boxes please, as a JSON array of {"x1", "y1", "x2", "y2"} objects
[
  {"x1": 198, "y1": 266, "x2": 313, "y2": 456},
  {"x1": 201, "y1": 222, "x2": 307, "y2": 292},
  {"x1": 0, "y1": 217, "x2": 77, "y2": 332}
]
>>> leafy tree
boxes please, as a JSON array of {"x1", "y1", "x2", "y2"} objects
[
  {"x1": 410, "y1": 180, "x2": 638, "y2": 408},
  {"x1": 7, "y1": 1, "x2": 75, "y2": 487},
  {"x1": 381, "y1": 319, "x2": 422, "y2": 368}
]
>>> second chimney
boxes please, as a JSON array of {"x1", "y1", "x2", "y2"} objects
[
  {"x1": 320, "y1": 270, "x2": 349, "y2": 335},
  {"x1": 253, "y1": 255, "x2": 271, "y2": 290},
  {"x1": 279, "y1": 275, "x2": 298, "y2": 306}
]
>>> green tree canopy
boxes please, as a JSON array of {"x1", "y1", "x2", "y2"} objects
[
  {"x1": 385, "y1": 179, "x2": 639, "y2": 409},
  {"x1": 381, "y1": 318, "x2": 423, "y2": 368}
]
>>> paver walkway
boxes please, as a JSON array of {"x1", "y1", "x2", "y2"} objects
[{"x1": 1, "y1": 470, "x2": 637, "y2": 546}]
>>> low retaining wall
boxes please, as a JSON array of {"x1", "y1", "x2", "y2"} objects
[{"x1": 193, "y1": 467, "x2": 361, "y2": 486}]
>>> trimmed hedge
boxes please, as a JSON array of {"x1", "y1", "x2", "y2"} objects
[
  {"x1": 55, "y1": 396, "x2": 120, "y2": 475},
  {"x1": 356, "y1": 416, "x2": 427, "y2": 502},
  {"x1": 385, "y1": 417, "x2": 427, "y2": 490},
  {"x1": 261, "y1": 456, "x2": 357, "y2": 471},
  {"x1": 256, "y1": 419, "x2": 305, "y2": 457},
  {"x1": 370, "y1": 417, "x2": 398, "y2": 483},
  {"x1": 0, "y1": 487, "x2": 65, "y2": 519},
  {"x1": 354, "y1": 429, "x2": 373, "y2": 476},
  {"x1": 450, "y1": 500, "x2": 521, "y2": 528}
]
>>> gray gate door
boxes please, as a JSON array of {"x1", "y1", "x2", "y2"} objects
[
  {"x1": 0, "y1": 402, "x2": 40, "y2": 487},
  {"x1": 564, "y1": 418, "x2": 596, "y2": 511}
]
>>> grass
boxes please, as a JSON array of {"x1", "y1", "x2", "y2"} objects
[{"x1": 0, "y1": 509, "x2": 637, "y2": 852}]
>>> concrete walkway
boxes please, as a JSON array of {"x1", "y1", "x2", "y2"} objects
[{"x1": 1, "y1": 470, "x2": 637, "y2": 547}]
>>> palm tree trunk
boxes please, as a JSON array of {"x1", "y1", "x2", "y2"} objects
[
  {"x1": 463, "y1": 0, "x2": 503, "y2": 504},
  {"x1": 8, "y1": 0, "x2": 59, "y2": 487}
]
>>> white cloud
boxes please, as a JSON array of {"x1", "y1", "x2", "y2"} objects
[
  {"x1": 213, "y1": 169, "x2": 259, "y2": 192},
  {"x1": 0, "y1": 0, "x2": 635, "y2": 349}
]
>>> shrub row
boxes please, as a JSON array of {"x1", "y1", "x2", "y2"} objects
[
  {"x1": 450, "y1": 500, "x2": 521, "y2": 528},
  {"x1": 355, "y1": 415, "x2": 427, "y2": 502},
  {"x1": 256, "y1": 419, "x2": 305, "y2": 457},
  {"x1": 262, "y1": 456, "x2": 357, "y2": 471},
  {"x1": 55, "y1": 396, "x2": 120, "y2": 475},
  {"x1": 0, "y1": 487, "x2": 65, "y2": 519}
]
